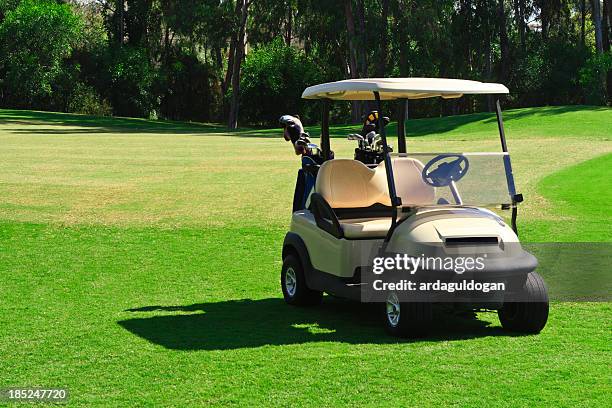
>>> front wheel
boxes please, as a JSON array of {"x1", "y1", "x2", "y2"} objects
[
  {"x1": 281, "y1": 255, "x2": 322, "y2": 306},
  {"x1": 383, "y1": 292, "x2": 432, "y2": 338},
  {"x1": 498, "y1": 272, "x2": 549, "y2": 333}
]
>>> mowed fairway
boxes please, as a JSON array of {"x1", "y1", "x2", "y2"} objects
[{"x1": 1, "y1": 107, "x2": 611, "y2": 406}]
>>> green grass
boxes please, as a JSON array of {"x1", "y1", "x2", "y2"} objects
[
  {"x1": 247, "y1": 104, "x2": 612, "y2": 140},
  {"x1": 541, "y1": 153, "x2": 612, "y2": 216},
  {"x1": 1, "y1": 107, "x2": 611, "y2": 406},
  {"x1": 519, "y1": 153, "x2": 612, "y2": 242}
]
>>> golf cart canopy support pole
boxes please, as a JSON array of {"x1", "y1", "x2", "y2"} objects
[
  {"x1": 397, "y1": 98, "x2": 407, "y2": 153},
  {"x1": 321, "y1": 99, "x2": 331, "y2": 160},
  {"x1": 495, "y1": 99, "x2": 509, "y2": 153},
  {"x1": 495, "y1": 99, "x2": 521, "y2": 235},
  {"x1": 374, "y1": 91, "x2": 401, "y2": 208},
  {"x1": 495, "y1": 99, "x2": 516, "y2": 196}
]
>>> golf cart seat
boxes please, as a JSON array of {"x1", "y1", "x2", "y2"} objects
[
  {"x1": 313, "y1": 158, "x2": 434, "y2": 238},
  {"x1": 378, "y1": 157, "x2": 435, "y2": 206},
  {"x1": 316, "y1": 159, "x2": 389, "y2": 208}
]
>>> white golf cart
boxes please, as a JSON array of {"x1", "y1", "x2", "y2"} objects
[{"x1": 281, "y1": 78, "x2": 548, "y2": 338}]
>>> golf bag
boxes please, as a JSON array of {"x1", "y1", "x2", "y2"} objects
[{"x1": 280, "y1": 114, "x2": 332, "y2": 211}]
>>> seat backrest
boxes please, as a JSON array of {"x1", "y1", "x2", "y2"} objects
[
  {"x1": 316, "y1": 159, "x2": 389, "y2": 208},
  {"x1": 375, "y1": 157, "x2": 435, "y2": 206},
  {"x1": 316, "y1": 157, "x2": 435, "y2": 209}
]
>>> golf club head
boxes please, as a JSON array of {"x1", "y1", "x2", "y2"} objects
[
  {"x1": 294, "y1": 139, "x2": 309, "y2": 155},
  {"x1": 279, "y1": 114, "x2": 304, "y2": 142},
  {"x1": 361, "y1": 123, "x2": 376, "y2": 136},
  {"x1": 347, "y1": 133, "x2": 364, "y2": 141},
  {"x1": 365, "y1": 131, "x2": 377, "y2": 146}
]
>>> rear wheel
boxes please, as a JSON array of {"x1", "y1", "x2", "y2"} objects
[
  {"x1": 281, "y1": 255, "x2": 322, "y2": 306},
  {"x1": 498, "y1": 272, "x2": 549, "y2": 333},
  {"x1": 383, "y1": 292, "x2": 432, "y2": 338}
]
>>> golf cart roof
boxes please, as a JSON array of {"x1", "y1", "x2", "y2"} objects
[{"x1": 302, "y1": 78, "x2": 509, "y2": 100}]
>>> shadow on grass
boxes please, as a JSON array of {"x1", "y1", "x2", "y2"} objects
[
  {"x1": 399, "y1": 105, "x2": 607, "y2": 137},
  {"x1": 118, "y1": 297, "x2": 523, "y2": 350},
  {"x1": 239, "y1": 105, "x2": 609, "y2": 139},
  {"x1": 0, "y1": 109, "x2": 236, "y2": 135},
  {"x1": 4, "y1": 105, "x2": 603, "y2": 138}
]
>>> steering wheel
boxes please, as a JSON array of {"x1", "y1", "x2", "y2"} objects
[{"x1": 421, "y1": 154, "x2": 469, "y2": 187}]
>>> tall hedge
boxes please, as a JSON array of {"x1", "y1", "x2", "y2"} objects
[{"x1": 239, "y1": 39, "x2": 323, "y2": 126}]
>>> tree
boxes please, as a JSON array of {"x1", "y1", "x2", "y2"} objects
[
  {"x1": 592, "y1": 0, "x2": 604, "y2": 53},
  {"x1": 239, "y1": 38, "x2": 322, "y2": 125},
  {"x1": 377, "y1": 0, "x2": 390, "y2": 77},
  {"x1": 581, "y1": 0, "x2": 587, "y2": 45},
  {"x1": 117, "y1": 0, "x2": 124, "y2": 45},
  {"x1": 513, "y1": 0, "x2": 527, "y2": 50},
  {"x1": 344, "y1": 0, "x2": 361, "y2": 122},
  {"x1": 498, "y1": 0, "x2": 510, "y2": 82},
  {"x1": 604, "y1": 0, "x2": 612, "y2": 99},
  {"x1": 0, "y1": 0, "x2": 83, "y2": 109},
  {"x1": 227, "y1": 0, "x2": 250, "y2": 129},
  {"x1": 591, "y1": 0, "x2": 608, "y2": 101},
  {"x1": 1, "y1": 0, "x2": 610, "y2": 121},
  {"x1": 603, "y1": 0, "x2": 610, "y2": 51}
]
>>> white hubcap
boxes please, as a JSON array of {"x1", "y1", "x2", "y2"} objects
[
  {"x1": 285, "y1": 267, "x2": 297, "y2": 297},
  {"x1": 386, "y1": 292, "x2": 400, "y2": 327}
]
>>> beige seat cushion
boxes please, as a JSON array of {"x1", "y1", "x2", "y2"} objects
[
  {"x1": 315, "y1": 158, "x2": 435, "y2": 239},
  {"x1": 316, "y1": 159, "x2": 389, "y2": 208},
  {"x1": 316, "y1": 158, "x2": 435, "y2": 209},
  {"x1": 340, "y1": 217, "x2": 392, "y2": 239},
  {"x1": 375, "y1": 157, "x2": 435, "y2": 206}
]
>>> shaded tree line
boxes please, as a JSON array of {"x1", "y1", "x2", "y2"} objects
[{"x1": 0, "y1": 0, "x2": 610, "y2": 127}]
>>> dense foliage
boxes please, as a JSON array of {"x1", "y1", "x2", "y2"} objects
[
  {"x1": 0, "y1": 0, "x2": 610, "y2": 126},
  {"x1": 0, "y1": 0, "x2": 83, "y2": 109},
  {"x1": 239, "y1": 39, "x2": 323, "y2": 125}
]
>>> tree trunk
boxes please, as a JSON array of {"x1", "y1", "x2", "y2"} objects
[
  {"x1": 465, "y1": 0, "x2": 473, "y2": 75},
  {"x1": 605, "y1": 0, "x2": 612, "y2": 101},
  {"x1": 356, "y1": 0, "x2": 369, "y2": 116},
  {"x1": 223, "y1": 0, "x2": 243, "y2": 97},
  {"x1": 398, "y1": 31, "x2": 409, "y2": 78},
  {"x1": 214, "y1": 46, "x2": 222, "y2": 71},
  {"x1": 285, "y1": 3, "x2": 293, "y2": 46},
  {"x1": 344, "y1": 0, "x2": 362, "y2": 123},
  {"x1": 540, "y1": 1, "x2": 549, "y2": 40},
  {"x1": 513, "y1": 0, "x2": 526, "y2": 50},
  {"x1": 581, "y1": 0, "x2": 587, "y2": 45},
  {"x1": 591, "y1": 0, "x2": 607, "y2": 103},
  {"x1": 344, "y1": 0, "x2": 359, "y2": 78},
  {"x1": 117, "y1": 0, "x2": 124, "y2": 46},
  {"x1": 486, "y1": 46, "x2": 494, "y2": 111},
  {"x1": 223, "y1": 36, "x2": 236, "y2": 96},
  {"x1": 356, "y1": 0, "x2": 368, "y2": 78},
  {"x1": 228, "y1": 0, "x2": 249, "y2": 129},
  {"x1": 606, "y1": 0, "x2": 612, "y2": 101},
  {"x1": 603, "y1": 0, "x2": 610, "y2": 51},
  {"x1": 392, "y1": 0, "x2": 410, "y2": 77},
  {"x1": 592, "y1": 0, "x2": 604, "y2": 53},
  {"x1": 498, "y1": 0, "x2": 510, "y2": 82},
  {"x1": 377, "y1": 0, "x2": 390, "y2": 77}
]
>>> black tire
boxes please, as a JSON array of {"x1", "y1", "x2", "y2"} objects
[
  {"x1": 281, "y1": 255, "x2": 322, "y2": 306},
  {"x1": 383, "y1": 292, "x2": 432, "y2": 338},
  {"x1": 498, "y1": 272, "x2": 549, "y2": 333}
]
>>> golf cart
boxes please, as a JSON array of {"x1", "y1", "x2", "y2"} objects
[{"x1": 280, "y1": 78, "x2": 549, "y2": 338}]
